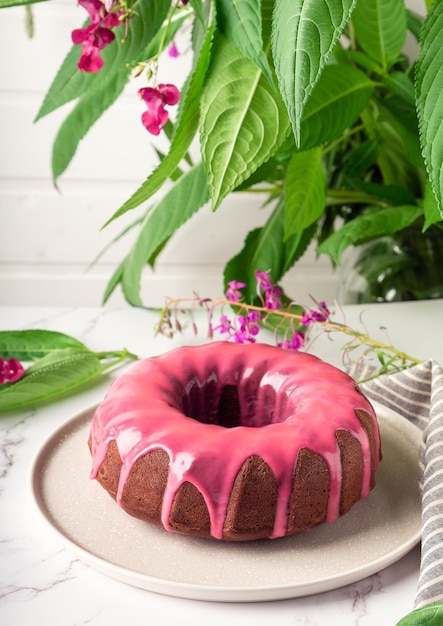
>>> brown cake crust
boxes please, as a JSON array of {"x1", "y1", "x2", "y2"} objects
[{"x1": 89, "y1": 407, "x2": 380, "y2": 540}]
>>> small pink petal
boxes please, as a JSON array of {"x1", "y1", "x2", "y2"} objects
[{"x1": 158, "y1": 83, "x2": 180, "y2": 106}]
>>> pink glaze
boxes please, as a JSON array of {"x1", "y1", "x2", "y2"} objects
[{"x1": 90, "y1": 342, "x2": 381, "y2": 540}]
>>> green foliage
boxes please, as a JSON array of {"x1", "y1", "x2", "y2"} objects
[
  {"x1": 118, "y1": 163, "x2": 210, "y2": 305},
  {"x1": 200, "y1": 35, "x2": 291, "y2": 210},
  {"x1": 397, "y1": 603, "x2": 443, "y2": 625},
  {"x1": 416, "y1": 0, "x2": 443, "y2": 218},
  {"x1": 317, "y1": 204, "x2": 423, "y2": 263},
  {"x1": 6, "y1": 0, "x2": 443, "y2": 305},
  {"x1": 0, "y1": 330, "x2": 137, "y2": 412},
  {"x1": 272, "y1": 0, "x2": 357, "y2": 145},
  {"x1": 0, "y1": 330, "x2": 87, "y2": 359}
]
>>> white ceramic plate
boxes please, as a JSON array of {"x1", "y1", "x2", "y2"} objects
[{"x1": 30, "y1": 404, "x2": 421, "y2": 602}]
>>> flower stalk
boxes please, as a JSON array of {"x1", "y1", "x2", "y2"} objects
[{"x1": 156, "y1": 271, "x2": 421, "y2": 381}]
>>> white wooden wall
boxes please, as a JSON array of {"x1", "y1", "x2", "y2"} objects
[{"x1": 0, "y1": 0, "x2": 423, "y2": 308}]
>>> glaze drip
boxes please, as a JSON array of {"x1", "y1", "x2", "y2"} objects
[{"x1": 90, "y1": 342, "x2": 381, "y2": 540}]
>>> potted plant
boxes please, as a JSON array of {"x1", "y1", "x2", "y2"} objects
[{"x1": 3, "y1": 0, "x2": 443, "y2": 306}]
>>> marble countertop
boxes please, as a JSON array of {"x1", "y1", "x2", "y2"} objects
[{"x1": 1, "y1": 301, "x2": 442, "y2": 626}]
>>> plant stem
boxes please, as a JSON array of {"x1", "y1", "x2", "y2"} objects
[
  {"x1": 96, "y1": 348, "x2": 139, "y2": 373},
  {"x1": 157, "y1": 296, "x2": 420, "y2": 372}
]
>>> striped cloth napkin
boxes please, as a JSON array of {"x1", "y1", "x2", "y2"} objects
[{"x1": 349, "y1": 359, "x2": 443, "y2": 625}]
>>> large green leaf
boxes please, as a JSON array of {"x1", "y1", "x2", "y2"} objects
[
  {"x1": 121, "y1": 164, "x2": 210, "y2": 306},
  {"x1": 317, "y1": 204, "x2": 423, "y2": 263},
  {"x1": 200, "y1": 36, "x2": 291, "y2": 211},
  {"x1": 0, "y1": 349, "x2": 103, "y2": 411},
  {"x1": 415, "y1": 0, "x2": 443, "y2": 217},
  {"x1": 104, "y1": 0, "x2": 215, "y2": 225},
  {"x1": 284, "y1": 148, "x2": 325, "y2": 239},
  {"x1": 36, "y1": 0, "x2": 171, "y2": 121},
  {"x1": 0, "y1": 330, "x2": 87, "y2": 360},
  {"x1": 396, "y1": 603, "x2": 443, "y2": 626},
  {"x1": 0, "y1": 0, "x2": 47, "y2": 7},
  {"x1": 352, "y1": 0, "x2": 407, "y2": 71},
  {"x1": 217, "y1": 0, "x2": 273, "y2": 84},
  {"x1": 272, "y1": 0, "x2": 357, "y2": 145},
  {"x1": 299, "y1": 64, "x2": 374, "y2": 150}
]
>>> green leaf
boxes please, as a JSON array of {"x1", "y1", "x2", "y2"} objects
[
  {"x1": 406, "y1": 9, "x2": 423, "y2": 41},
  {"x1": 0, "y1": 0, "x2": 47, "y2": 6},
  {"x1": 396, "y1": 603, "x2": 443, "y2": 626},
  {"x1": 342, "y1": 139, "x2": 380, "y2": 178},
  {"x1": 300, "y1": 64, "x2": 374, "y2": 150},
  {"x1": 224, "y1": 197, "x2": 314, "y2": 301},
  {"x1": 284, "y1": 148, "x2": 325, "y2": 239},
  {"x1": 317, "y1": 204, "x2": 423, "y2": 263},
  {"x1": 423, "y1": 180, "x2": 443, "y2": 230},
  {"x1": 383, "y1": 72, "x2": 416, "y2": 106},
  {"x1": 352, "y1": 0, "x2": 407, "y2": 71},
  {"x1": 272, "y1": 0, "x2": 357, "y2": 145},
  {"x1": 377, "y1": 100, "x2": 423, "y2": 170},
  {"x1": 416, "y1": 0, "x2": 443, "y2": 216},
  {"x1": 217, "y1": 0, "x2": 274, "y2": 84},
  {"x1": 346, "y1": 180, "x2": 416, "y2": 206},
  {"x1": 121, "y1": 164, "x2": 210, "y2": 306},
  {"x1": 200, "y1": 36, "x2": 291, "y2": 211},
  {"x1": 343, "y1": 49, "x2": 384, "y2": 74},
  {"x1": 0, "y1": 349, "x2": 104, "y2": 412},
  {"x1": 103, "y1": 0, "x2": 215, "y2": 225},
  {"x1": 0, "y1": 330, "x2": 87, "y2": 361},
  {"x1": 102, "y1": 257, "x2": 127, "y2": 305}
]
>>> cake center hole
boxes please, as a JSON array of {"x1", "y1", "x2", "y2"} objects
[
  {"x1": 182, "y1": 380, "x2": 281, "y2": 428},
  {"x1": 216, "y1": 385, "x2": 242, "y2": 428}
]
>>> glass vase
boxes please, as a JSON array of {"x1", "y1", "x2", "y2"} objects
[{"x1": 337, "y1": 230, "x2": 443, "y2": 304}]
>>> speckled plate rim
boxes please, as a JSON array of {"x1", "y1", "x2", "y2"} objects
[{"x1": 30, "y1": 403, "x2": 422, "y2": 603}]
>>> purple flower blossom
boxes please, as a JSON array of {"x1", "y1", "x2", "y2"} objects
[
  {"x1": 0, "y1": 357, "x2": 25, "y2": 384},
  {"x1": 234, "y1": 311, "x2": 262, "y2": 343},
  {"x1": 301, "y1": 302, "x2": 331, "y2": 326},
  {"x1": 254, "y1": 269, "x2": 273, "y2": 292},
  {"x1": 278, "y1": 331, "x2": 306, "y2": 351},
  {"x1": 264, "y1": 285, "x2": 283, "y2": 310},
  {"x1": 212, "y1": 314, "x2": 234, "y2": 335},
  {"x1": 225, "y1": 280, "x2": 246, "y2": 302}
]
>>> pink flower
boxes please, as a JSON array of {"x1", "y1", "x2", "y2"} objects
[
  {"x1": 212, "y1": 315, "x2": 234, "y2": 336},
  {"x1": 0, "y1": 358, "x2": 25, "y2": 384},
  {"x1": 278, "y1": 331, "x2": 306, "y2": 351},
  {"x1": 264, "y1": 285, "x2": 283, "y2": 310},
  {"x1": 138, "y1": 84, "x2": 180, "y2": 135},
  {"x1": 72, "y1": 0, "x2": 124, "y2": 73},
  {"x1": 168, "y1": 41, "x2": 180, "y2": 58},
  {"x1": 234, "y1": 311, "x2": 262, "y2": 343},
  {"x1": 301, "y1": 302, "x2": 331, "y2": 326},
  {"x1": 226, "y1": 280, "x2": 246, "y2": 302},
  {"x1": 254, "y1": 269, "x2": 273, "y2": 292}
]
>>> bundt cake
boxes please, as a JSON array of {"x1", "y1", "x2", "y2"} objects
[{"x1": 88, "y1": 342, "x2": 381, "y2": 541}]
